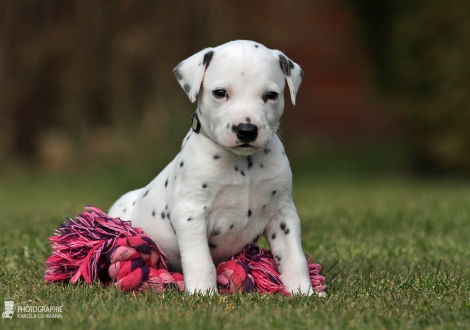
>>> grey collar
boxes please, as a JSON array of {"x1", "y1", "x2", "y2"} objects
[{"x1": 191, "y1": 112, "x2": 202, "y2": 133}]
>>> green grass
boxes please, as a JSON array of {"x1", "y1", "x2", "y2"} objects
[{"x1": 0, "y1": 162, "x2": 469, "y2": 329}]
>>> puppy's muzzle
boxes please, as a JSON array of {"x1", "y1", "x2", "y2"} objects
[{"x1": 234, "y1": 123, "x2": 258, "y2": 144}]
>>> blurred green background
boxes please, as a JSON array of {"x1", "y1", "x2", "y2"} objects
[{"x1": 0, "y1": 0, "x2": 469, "y2": 175}]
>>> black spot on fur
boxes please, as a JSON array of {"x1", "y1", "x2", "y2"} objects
[
  {"x1": 275, "y1": 255, "x2": 282, "y2": 262},
  {"x1": 209, "y1": 242, "x2": 217, "y2": 249},
  {"x1": 152, "y1": 210, "x2": 156, "y2": 217},
  {"x1": 143, "y1": 190, "x2": 149, "y2": 197},
  {"x1": 272, "y1": 190, "x2": 277, "y2": 196},
  {"x1": 226, "y1": 123, "x2": 230, "y2": 129},
  {"x1": 260, "y1": 163, "x2": 264, "y2": 168},
  {"x1": 161, "y1": 212, "x2": 166, "y2": 219},
  {"x1": 248, "y1": 209, "x2": 252, "y2": 217},
  {"x1": 246, "y1": 117, "x2": 251, "y2": 123},
  {"x1": 271, "y1": 233, "x2": 277, "y2": 240},
  {"x1": 262, "y1": 204, "x2": 266, "y2": 210},
  {"x1": 132, "y1": 200, "x2": 136, "y2": 205},
  {"x1": 288, "y1": 59, "x2": 295, "y2": 70},
  {"x1": 280, "y1": 222, "x2": 290, "y2": 235},
  {"x1": 167, "y1": 212, "x2": 171, "y2": 220},
  {"x1": 180, "y1": 161, "x2": 184, "y2": 167},
  {"x1": 235, "y1": 166, "x2": 239, "y2": 172},
  {"x1": 212, "y1": 228, "x2": 221, "y2": 236},
  {"x1": 203, "y1": 51, "x2": 214, "y2": 65},
  {"x1": 254, "y1": 44, "x2": 259, "y2": 48},
  {"x1": 173, "y1": 63, "x2": 183, "y2": 80},
  {"x1": 279, "y1": 54, "x2": 292, "y2": 77},
  {"x1": 264, "y1": 148, "x2": 271, "y2": 154},
  {"x1": 231, "y1": 125, "x2": 237, "y2": 133},
  {"x1": 123, "y1": 208, "x2": 127, "y2": 212},
  {"x1": 165, "y1": 179, "x2": 168, "y2": 188},
  {"x1": 184, "y1": 84, "x2": 191, "y2": 94},
  {"x1": 229, "y1": 223, "x2": 234, "y2": 229},
  {"x1": 247, "y1": 156, "x2": 253, "y2": 169},
  {"x1": 202, "y1": 183, "x2": 208, "y2": 188},
  {"x1": 187, "y1": 216, "x2": 193, "y2": 221},
  {"x1": 186, "y1": 134, "x2": 191, "y2": 141},
  {"x1": 213, "y1": 154, "x2": 220, "y2": 159},
  {"x1": 165, "y1": 205, "x2": 168, "y2": 210},
  {"x1": 240, "y1": 170, "x2": 245, "y2": 176}
]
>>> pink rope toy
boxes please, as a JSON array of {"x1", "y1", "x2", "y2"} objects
[{"x1": 45, "y1": 206, "x2": 326, "y2": 295}]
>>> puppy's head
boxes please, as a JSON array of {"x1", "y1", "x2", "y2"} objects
[{"x1": 174, "y1": 40, "x2": 303, "y2": 155}]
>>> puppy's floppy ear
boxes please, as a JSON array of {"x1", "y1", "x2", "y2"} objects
[
  {"x1": 272, "y1": 50, "x2": 303, "y2": 105},
  {"x1": 173, "y1": 48, "x2": 215, "y2": 103}
]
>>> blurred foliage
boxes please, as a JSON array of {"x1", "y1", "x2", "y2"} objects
[
  {"x1": 392, "y1": 0, "x2": 470, "y2": 174},
  {"x1": 2, "y1": 0, "x2": 470, "y2": 175},
  {"x1": 0, "y1": 0, "x2": 329, "y2": 171},
  {"x1": 0, "y1": 0, "x2": 220, "y2": 168},
  {"x1": 350, "y1": 0, "x2": 470, "y2": 174}
]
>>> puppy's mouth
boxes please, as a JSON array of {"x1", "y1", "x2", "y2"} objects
[{"x1": 228, "y1": 143, "x2": 263, "y2": 155}]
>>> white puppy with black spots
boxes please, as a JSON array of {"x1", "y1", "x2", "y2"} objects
[{"x1": 109, "y1": 40, "x2": 314, "y2": 295}]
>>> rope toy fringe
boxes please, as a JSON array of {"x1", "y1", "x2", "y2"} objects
[{"x1": 45, "y1": 207, "x2": 326, "y2": 295}]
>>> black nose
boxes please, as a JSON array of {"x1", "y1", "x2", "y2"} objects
[{"x1": 235, "y1": 123, "x2": 258, "y2": 143}]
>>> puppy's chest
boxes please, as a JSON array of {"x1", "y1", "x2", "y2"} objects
[
  {"x1": 203, "y1": 158, "x2": 283, "y2": 241},
  {"x1": 175, "y1": 136, "x2": 290, "y2": 245}
]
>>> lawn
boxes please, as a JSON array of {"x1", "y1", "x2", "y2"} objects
[{"x1": 0, "y1": 159, "x2": 469, "y2": 329}]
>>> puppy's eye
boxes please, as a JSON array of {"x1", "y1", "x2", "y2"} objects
[
  {"x1": 212, "y1": 89, "x2": 228, "y2": 99},
  {"x1": 263, "y1": 91, "x2": 279, "y2": 102}
]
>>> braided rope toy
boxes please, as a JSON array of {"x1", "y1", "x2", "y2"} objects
[{"x1": 45, "y1": 207, "x2": 326, "y2": 295}]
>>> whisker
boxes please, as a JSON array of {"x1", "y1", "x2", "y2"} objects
[{"x1": 272, "y1": 126, "x2": 286, "y2": 142}]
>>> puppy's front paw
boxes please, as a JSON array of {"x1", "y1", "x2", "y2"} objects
[
  {"x1": 185, "y1": 284, "x2": 218, "y2": 296},
  {"x1": 285, "y1": 283, "x2": 314, "y2": 296},
  {"x1": 281, "y1": 269, "x2": 317, "y2": 296},
  {"x1": 284, "y1": 283, "x2": 327, "y2": 297},
  {"x1": 316, "y1": 291, "x2": 327, "y2": 298}
]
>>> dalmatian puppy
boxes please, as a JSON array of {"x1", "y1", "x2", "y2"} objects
[{"x1": 109, "y1": 40, "x2": 314, "y2": 295}]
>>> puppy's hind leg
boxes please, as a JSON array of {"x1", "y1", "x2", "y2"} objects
[{"x1": 108, "y1": 189, "x2": 141, "y2": 220}]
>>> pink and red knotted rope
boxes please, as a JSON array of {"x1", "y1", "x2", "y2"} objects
[{"x1": 45, "y1": 206, "x2": 326, "y2": 295}]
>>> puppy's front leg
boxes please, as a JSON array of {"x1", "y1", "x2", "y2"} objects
[
  {"x1": 267, "y1": 203, "x2": 313, "y2": 295},
  {"x1": 173, "y1": 207, "x2": 217, "y2": 295}
]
